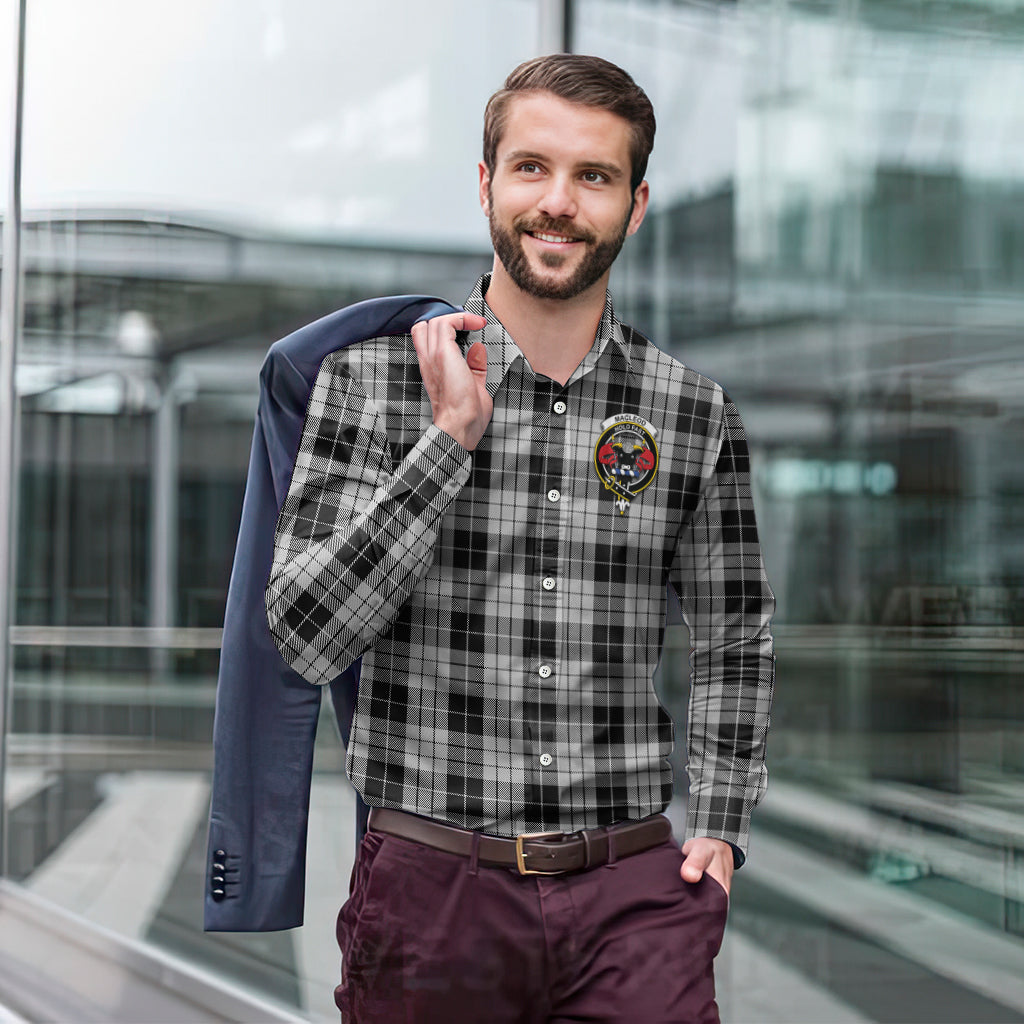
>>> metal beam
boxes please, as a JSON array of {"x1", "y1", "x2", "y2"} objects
[{"x1": 0, "y1": 0, "x2": 28, "y2": 880}]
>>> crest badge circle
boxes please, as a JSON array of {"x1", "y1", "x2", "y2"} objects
[{"x1": 593, "y1": 413, "x2": 659, "y2": 515}]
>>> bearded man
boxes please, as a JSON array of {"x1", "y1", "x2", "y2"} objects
[{"x1": 266, "y1": 53, "x2": 775, "y2": 1024}]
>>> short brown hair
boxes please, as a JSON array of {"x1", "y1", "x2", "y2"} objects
[{"x1": 483, "y1": 54, "x2": 656, "y2": 194}]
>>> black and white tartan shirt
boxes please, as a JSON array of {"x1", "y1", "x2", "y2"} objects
[{"x1": 266, "y1": 273, "x2": 775, "y2": 859}]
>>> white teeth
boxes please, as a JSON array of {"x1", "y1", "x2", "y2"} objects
[{"x1": 533, "y1": 232, "x2": 575, "y2": 243}]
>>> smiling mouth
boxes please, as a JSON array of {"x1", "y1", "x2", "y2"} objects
[{"x1": 527, "y1": 231, "x2": 581, "y2": 244}]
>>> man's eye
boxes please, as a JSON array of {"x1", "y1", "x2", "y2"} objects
[
  {"x1": 518, "y1": 163, "x2": 540, "y2": 174},
  {"x1": 582, "y1": 171, "x2": 607, "y2": 184}
]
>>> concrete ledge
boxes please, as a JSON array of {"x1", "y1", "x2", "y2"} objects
[
  {"x1": 0, "y1": 881, "x2": 308, "y2": 1023},
  {"x1": 744, "y1": 831, "x2": 1024, "y2": 1014}
]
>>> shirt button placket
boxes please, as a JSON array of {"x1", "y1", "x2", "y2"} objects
[{"x1": 532, "y1": 393, "x2": 567, "y2": 781}]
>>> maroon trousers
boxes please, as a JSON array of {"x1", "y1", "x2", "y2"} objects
[{"x1": 335, "y1": 822, "x2": 729, "y2": 1024}]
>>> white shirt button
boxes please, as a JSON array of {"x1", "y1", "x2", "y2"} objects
[
  {"x1": 553, "y1": 400, "x2": 567, "y2": 415},
  {"x1": 538, "y1": 664, "x2": 552, "y2": 679},
  {"x1": 539, "y1": 753, "x2": 553, "y2": 766},
  {"x1": 547, "y1": 489, "x2": 560, "y2": 503},
  {"x1": 542, "y1": 577, "x2": 556, "y2": 591}
]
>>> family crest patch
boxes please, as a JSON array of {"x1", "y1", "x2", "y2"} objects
[{"x1": 593, "y1": 414, "x2": 659, "y2": 515}]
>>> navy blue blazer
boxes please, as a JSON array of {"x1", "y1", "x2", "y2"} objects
[{"x1": 204, "y1": 295, "x2": 458, "y2": 932}]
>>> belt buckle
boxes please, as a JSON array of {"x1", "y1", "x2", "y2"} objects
[{"x1": 515, "y1": 830, "x2": 567, "y2": 876}]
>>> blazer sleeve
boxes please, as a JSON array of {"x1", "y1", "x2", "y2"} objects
[{"x1": 204, "y1": 296, "x2": 458, "y2": 932}]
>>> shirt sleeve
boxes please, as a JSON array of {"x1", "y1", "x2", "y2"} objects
[
  {"x1": 668, "y1": 389, "x2": 776, "y2": 865},
  {"x1": 265, "y1": 350, "x2": 472, "y2": 685}
]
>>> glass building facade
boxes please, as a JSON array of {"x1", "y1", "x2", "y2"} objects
[{"x1": 1, "y1": 1, "x2": 1023, "y2": 1020}]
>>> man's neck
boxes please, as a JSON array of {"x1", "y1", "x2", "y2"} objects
[{"x1": 483, "y1": 259, "x2": 609, "y2": 387}]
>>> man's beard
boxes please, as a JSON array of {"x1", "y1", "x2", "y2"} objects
[{"x1": 488, "y1": 187, "x2": 631, "y2": 301}]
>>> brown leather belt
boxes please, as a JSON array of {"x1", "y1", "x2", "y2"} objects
[{"x1": 368, "y1": 807, "x2": 673, "y2": 876}]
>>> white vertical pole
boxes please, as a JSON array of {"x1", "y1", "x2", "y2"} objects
[
  {"x1": 0, "y1": 0, "x2": 28, "y2": 878},
  {"x1": 537, "y1": 0, "x2": 570, "y2": 53},
  {"x1": 149, "y1": 367, "x2": 178, "y2": 677}
]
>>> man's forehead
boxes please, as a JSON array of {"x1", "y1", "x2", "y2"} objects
[{"x1": 497, "y1": 91, "x2": 632, "y2": 166}]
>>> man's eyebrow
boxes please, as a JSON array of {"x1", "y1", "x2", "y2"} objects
[{"x1": 503, "y1": 150, "x2": 626, "y2": 180}]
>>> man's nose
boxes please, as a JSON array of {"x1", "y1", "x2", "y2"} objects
[{"x1": 537, "y1": 175, "x2": 578, "y2": 220}]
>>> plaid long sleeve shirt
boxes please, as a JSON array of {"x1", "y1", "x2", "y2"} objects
[{"x1": 265, "y1": 274, "x2": 775, "y2": 859}]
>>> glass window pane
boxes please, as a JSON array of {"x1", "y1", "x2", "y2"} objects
[
  {"x1": 575, "y1": 1, "x2": 1024, "y2": 1020},
  {"x1": 10, "y1": 2, "x2": 540, "y2": 1019}
]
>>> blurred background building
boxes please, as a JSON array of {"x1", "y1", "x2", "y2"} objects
[{"x1": 1, "y1": 0, "x2": 1023, "y2": 1021}]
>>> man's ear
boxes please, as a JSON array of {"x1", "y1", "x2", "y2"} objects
[
  {"x1": 479, "y1": 162, "x2": 491, "y2": 216},
  {"x1": 626, "y1": 180, "x2": 650, "y2": 237}
]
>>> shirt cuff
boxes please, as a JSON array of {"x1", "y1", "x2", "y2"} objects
[{"x1": 686, "y1": 834, "x2": 746, "y2": 870}]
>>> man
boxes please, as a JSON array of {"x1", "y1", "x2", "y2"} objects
[{"x1": 266, "y1": 54, "x2": 774, "y2": 1024}]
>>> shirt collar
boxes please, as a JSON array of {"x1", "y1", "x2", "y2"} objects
[{"x1": 461, "y1": 273, "x2": 635, "y2": 391}]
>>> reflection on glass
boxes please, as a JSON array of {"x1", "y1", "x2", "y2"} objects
[{"x1": 579, "y1": 0, "x2": 1024, "y2": 1020}]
